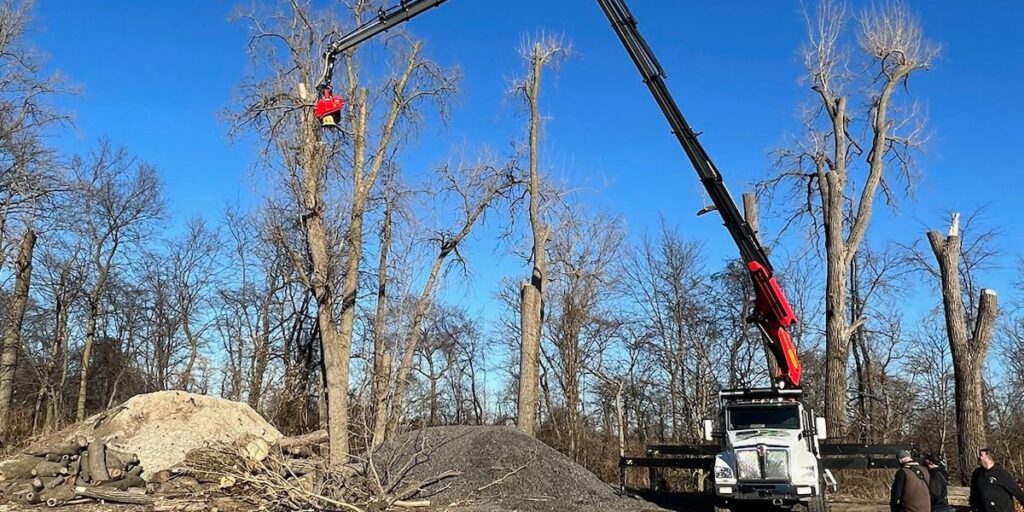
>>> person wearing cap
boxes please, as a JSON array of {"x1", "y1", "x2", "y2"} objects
[
  {"x1": 892, "y1": 449, "x2": 932, "y2": 512},
  {"x1": 923, "y1": 453, "x2": 953, "y2": 512},
  {"x1": 970, "y1": 448, "x2": 1024, "y2": 512}
]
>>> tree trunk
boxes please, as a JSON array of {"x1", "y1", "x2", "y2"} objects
[
  {"x1": 371, "y1": 198, "x2": 392, "y2": 449},
  {"x1": 387, "y1": 249, "x2": 448, "y2": 440},
  {"x1": 742, "y1": 192, "x2": 780, "y2": 380},
  {"x1": 0, "y1": 229, "x2": 36, "y2": 435},
  {"x1": 822, "y1": 162, "x2": 850, "y2": 438},
  {"x1": 927, "y1": 214, "x2": 998, "y2": 485},
  {"x1": 516, "y1": 42, "x2": 550, "y2": 437}
]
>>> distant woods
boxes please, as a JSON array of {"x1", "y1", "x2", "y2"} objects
[{"x1": 0, "y1": 0, "x2": 1021, "y2": 486}]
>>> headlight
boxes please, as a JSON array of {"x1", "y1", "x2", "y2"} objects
[{"x1": 715, "y1": 463, "x2": 735, "y2": 480}]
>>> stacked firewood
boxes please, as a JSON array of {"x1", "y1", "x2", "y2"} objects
[{"x1": 0, "y1": 435, "x2": 146, "y2": 507}]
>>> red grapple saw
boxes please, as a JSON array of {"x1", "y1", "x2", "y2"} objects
[{"x1": 314, "y1": 87, "x2": 344, "y2": 126}]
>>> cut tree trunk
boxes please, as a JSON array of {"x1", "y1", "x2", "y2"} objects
[
  {"x1": 87, "y1": 441, "x2": 110, "y2": 482},
  {"x1": 516, "y1": 42, "x2": 551, "y2": 437},
  {"x1": 742, "y1": 193, "x2": 780, "y2": 380},
  {"x1": 927, "y1": 213, "x2": 998, "y2": 485}
]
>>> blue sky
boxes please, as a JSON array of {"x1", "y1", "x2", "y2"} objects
[{"x1": 29, "y1": 0, "x2": 1024, "y2": 321}]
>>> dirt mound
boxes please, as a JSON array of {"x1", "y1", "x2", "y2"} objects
[
  {"x1": 388, "y1": 426, "x2": 663, "y2": 511},
  {"x1": 26, "y1": 391, "x2": 281, "y2": 478}
]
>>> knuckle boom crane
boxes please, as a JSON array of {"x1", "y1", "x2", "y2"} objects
[{"x1": 312, "y1": 0, "x2": 801, "y2": 388}]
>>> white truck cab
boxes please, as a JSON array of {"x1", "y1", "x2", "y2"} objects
[{"x1": 706, "y1": 388, "x2": 831, "y2": 512}]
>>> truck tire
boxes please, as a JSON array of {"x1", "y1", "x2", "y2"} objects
[
  {"x1": 807, "y1": 494, "x2": 827, "y2": 512},
  {"x1": 808, "y1": 474, "x2": 828, "y2": 512}
]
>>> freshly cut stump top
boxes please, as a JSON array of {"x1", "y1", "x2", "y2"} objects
[
  {"x1": 388, "y1": 426, "x2": 664, "y2": 512},
  {"x1": 27, "y1": 391, "x2": 281, "y2": 478}
]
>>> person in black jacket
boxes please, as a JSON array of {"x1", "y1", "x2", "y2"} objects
[
  {"x1": 970, "y1": 448, "x2": 1024, "y2": 512},
  {"x1": 893, "y1": 450, "x2": 932, "y2": 512},
  {"x1": 923, "y1": 453, "x2": 953, "y2": 512}
]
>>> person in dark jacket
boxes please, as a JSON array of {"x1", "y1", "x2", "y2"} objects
[
  {"x1": 893, "y1": 449, "x2": 932, "y2": 512},
  {"x1": 970, "y1": 448, "x2": 1024, "y2": 512},
  {"x1": 923, "y1": 453, "x2": 953, "y2": 512}
]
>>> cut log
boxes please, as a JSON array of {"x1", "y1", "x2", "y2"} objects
[
  {"x1": 30, "y1": 477, "x2": 45, "y2": 491},
  {"x1": 67, "y1": 457, "x2": 81, "y2": 485},
  {"x1": 74, "y1": 486, "x2": 155, "y2": 505},
  {"x1": 31, "y1": 462, "x2": 69, "y2": 478},
  {"x1": 278, "y1": 429, "x2": 327, "y2": 449},
  {"x1": 24, "y1": 490, "x2": 41, "y2": 504},
  {"x1": 87, "y1": 440, "x2": 110, "y2": 482},
  {"x1": 107, "y1": 448, "x2": 139, "y2": 468},
  {"x1": 0, "y1": 456, "x2": 49, "y2": 480},
  {"x1": 27, "y1": 440, "x2": 86, "y2": 457},
  {"x1": 80, "y1": 452, "x2": 94, "y2": 484},
  {"x1": 243, "y1": 437, "x2": 270, "y2": 462},
  {"x1": 44, "y1": 475, "x2": 66, "y2": 489},
  {"x1": 98, "y1": 474, "x2": 146, "y2": 490},
  {"x1": 40, "y1": 485, "x2": 76, "y2": 507}
]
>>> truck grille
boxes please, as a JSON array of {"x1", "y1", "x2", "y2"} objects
[{"x1": 735, "y1": 448, "x2": 790, "y2": 480}]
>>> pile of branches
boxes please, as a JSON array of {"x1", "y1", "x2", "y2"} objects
[
  {"x1": 0, "y1": 435, "x2": 147, "y2": 507},
  {"x1": 177, "y1": 430, "x2": 462, "y2": 512}
]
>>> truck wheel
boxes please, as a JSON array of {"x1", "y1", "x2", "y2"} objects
[
  {"x1": 807, "y1": 494, "x2": 827, "y2": 512},
  {"x1": 808, "y1": 474, "x2": 828, "y2": 512}
]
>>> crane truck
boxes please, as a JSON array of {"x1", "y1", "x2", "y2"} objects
[{"x1": 309, "y1": 2, "x2": 911, "y2": 511}]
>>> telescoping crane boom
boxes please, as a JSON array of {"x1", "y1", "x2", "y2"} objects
[{"x1": 313, "y1": 0, "x2": 802, "y2": 388}]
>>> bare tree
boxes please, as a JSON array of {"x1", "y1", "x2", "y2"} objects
[
  {"x1": 764, "y1": 0, "x2": 938, "y2": 435},
  {"x1": 926, "y1": 213, "x2": 998, "y2": 484},
  {"x1": 0, "y1": 0, "x2": 68, "y2": 258},
  {"x1": 168, "y1": 218, "x2": 221, "y2": 391},
  {"x1": 514, "y1": 35, "x2": 571, "y2": 436},
  {"x1": 619, "y1": 222, "x2": 716, "y2": 441},
  {"x1": 542, "y1": 205, "x2": 624, "y2": 461},
  {"x1": 32, "y1": 241, "x2": 84, "y2": 433},
  {"x1": 385, "y1": 158, "x2": 516, "y2": 441},
  {"x1": 233, "y1": 0, "x2": 456, "y2": 463},
  {"x1": 71, "y1": 142, "x2": 164, "y2": 421}
]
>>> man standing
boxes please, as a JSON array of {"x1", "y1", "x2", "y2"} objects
[
  {"x1": 970, "y1": 448, "x2": 1024, "y2": 512},
  {"x1": 924, "y1": 453, "x2": 953, "y2": 512},
  {"x1": 892, "y1": 450, "x2": 932, "y2": 512}
]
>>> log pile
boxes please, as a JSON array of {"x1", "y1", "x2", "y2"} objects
[
  {"x1": 0, "y1": 435, "x2": 147, "y2": 507},
  {"x1": 0, "y1": 430, "x2": 351, "y2": 509}
]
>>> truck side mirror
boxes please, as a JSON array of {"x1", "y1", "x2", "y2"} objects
[
  {"x1": 815, "y1": 417, "x2": 827, "y2": 440},
  {"x1": 703, "y1": 419, "x2": 714, "y2": 442}
]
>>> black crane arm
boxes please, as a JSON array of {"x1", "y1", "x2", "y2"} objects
[
  {"x1": 312, "y1": 0, "x2": 802, "y2": 389},
  {"x1": 594, "y1": 0, "x2": 801, "y2": 388},
  {"x1": 313, "y1": 0, "x2": 449, "y2": 124}
]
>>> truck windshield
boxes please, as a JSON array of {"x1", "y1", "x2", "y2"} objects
[{"x1": 728, "y1": 405, "x2": 800, "y2": 430}]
